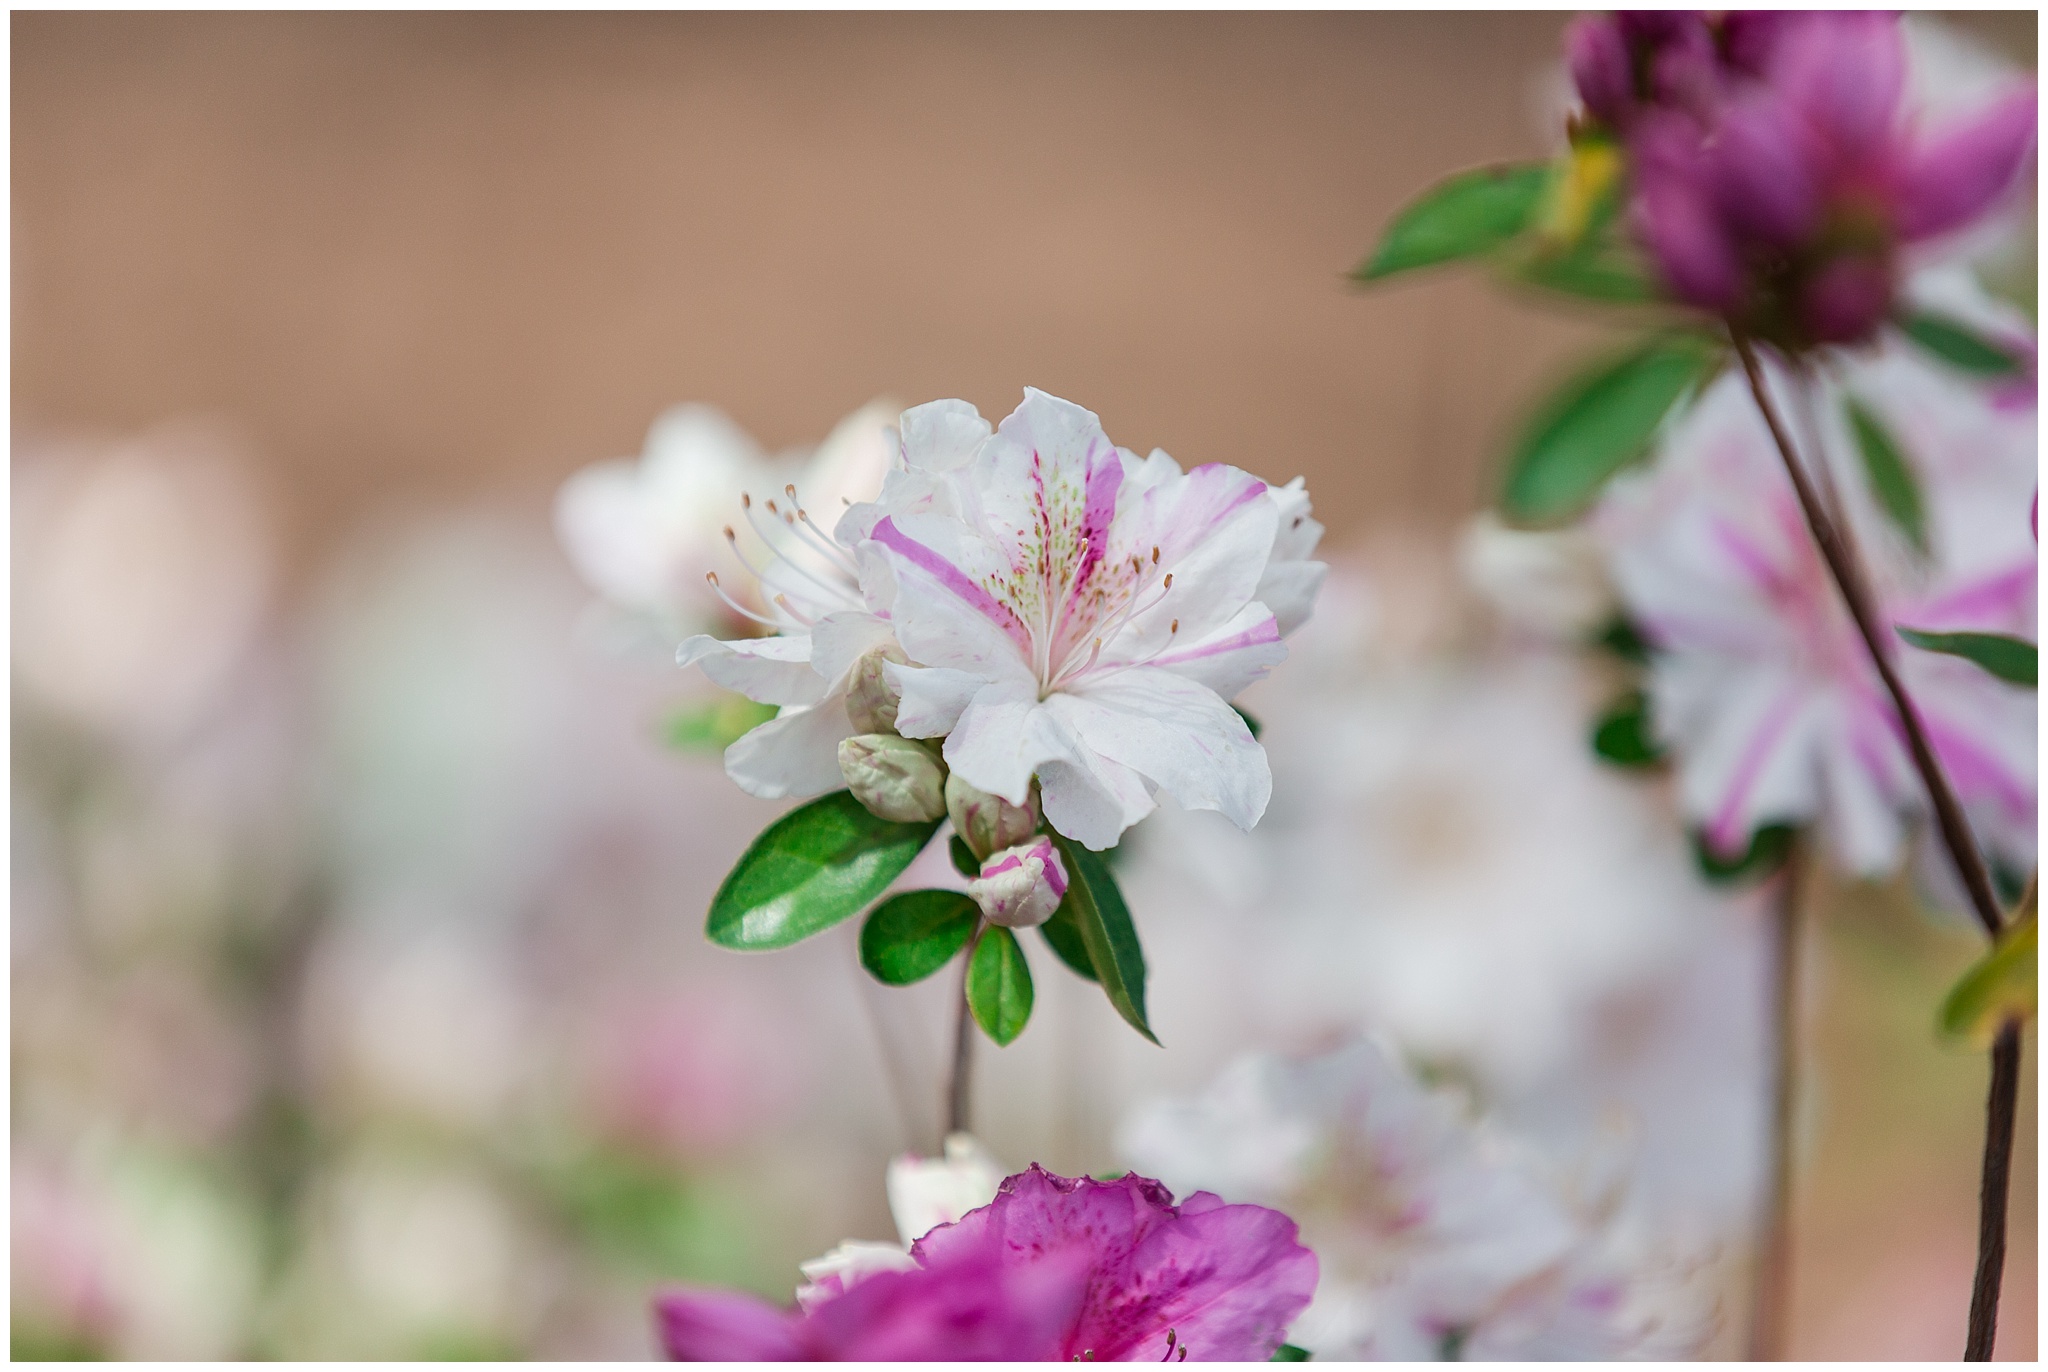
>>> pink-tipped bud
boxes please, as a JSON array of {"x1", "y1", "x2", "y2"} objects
[
  {"x1": 967, "y1": 837, "x2": 1068, "y2": 929},
  {"x1": 945, "y1": 775, "x2": 1039, "y2": 861},
  {"x1": 838, "y1": 734, "x2": 947, "y2": 823},
  {"x1": 846, "y1": 643, "x2": 910, "y2": 735}
]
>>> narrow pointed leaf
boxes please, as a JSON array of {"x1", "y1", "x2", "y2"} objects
[
  {"x1": 1591, "y1": 689, "x2": 1664, "y2": 768},
  {"x1": 1357, "y1": 162, "x2": 1551, "y2": 281},
  {"x1": 1049, "y1": 833, "x2": 1156, "y2": 1043},
  {"x1": 1692, "y1": 823, "x2": 1798, "y2": 886},
  {"x1": 1844, "y1": 396, "x2": 1927, "y2": 553},
  {"x1": 707, "y1": 791, "x2": 942, "y2": 950},
  {"x1": 1272, "y1": 1346, "x2": 1312, "y2": 1362},
  {"x1": 1501, "y1": 335, "x2": 1719, "y2": 525},
  {"x1": 1897, "y1": 310, "x2": 2026, "y2": 377},
  {"x1": 1897, "y1": 627, "x2": 2037, "y2": 687},
  {"x1": 860, "y1": 890, "x2": 979, "y2": 986},
  {"x1": 1232, "y1": 705, "x2": 1264, "y2": 739},
  {"x1": 1038, "y1": 901, "x2": 1099, "y2": 983},
  {"x1": 1940, "y1": 891, "x2": 2035, "y2": 1049},
  {"x1": 949, "y1": 834, "x2": 981, "y2": 878},
  {"x1": 665, "y1": 693, "x2": 779, "y2": 753},
  {"x1": 968, "y1": 925, "x2": 1034, "y2": 1046}
]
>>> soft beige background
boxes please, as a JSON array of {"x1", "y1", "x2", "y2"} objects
[{"x1": 13, "y1": 11, "x2": 2037, "y2": 1361}]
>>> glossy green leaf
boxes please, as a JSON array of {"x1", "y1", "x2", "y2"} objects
[
  {"x1": 968, "y1": 926, "x2": 1034, "y2": 1045},
  {"x1": 950, "y1": 834, "x2": 981, "y2": 878},
  {"x1": 1898, "y1": 310, "x2": 2026, "y2": 377},
  {"x1": 1272, "y1": 1345, "x2": 1312, "y2": 1362},
  {"x1": 860, "y1": 890, "x2": 979, "y2": 986},
  {"x1": 1940, "y1": 890, "x2": 2035, "y2": 1049},
  {"x1": 1897, "y1": 627, "x2": 2037, "y2": 687},
  {"x1": 665, "y1": 694, "x2": 779, "y2": 753},
  {"x1": 1357, "y1": 163, "x2": 1551, "y2": 281},
  {"x1": 1591, "y1": 689, "x2": 1664, "y2": 768},
  {"x1": 1049, "y1": 833, "x2": 1156, "y2": 1043},
  {"x1": 1501, "y1": 335, "x2": 1718, "y2": 526},
  {"x1": 1844, "y1": 396, "x2": 1927, "y2": 553},
  {"x1": 1233, "y1": 705, "x2": 1264, "y2": 740},
  {"x1": 1692, "y1": 823, "x2": 1798, "y2": 886},
  {"x1": 706, "y1": 792, "x2": 942, "y2": 950},
  {"x1": 1038, "y1": 901, "x2": 1099, "y2": 983}
]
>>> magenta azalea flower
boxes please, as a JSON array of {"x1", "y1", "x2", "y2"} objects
[
  {"x1": 654, "y1": 1166, "x2": 1318, "y2": 1361},
  {"x1": 1570, "y1": 11, "x2": 2036, "y2": 348}
]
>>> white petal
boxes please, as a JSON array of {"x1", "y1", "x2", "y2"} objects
[
  {"x1": 899, "y1": 399, "x2": 992, "y2": 473},
  {"x1": 940, "y1": 678, "x2": 1071, "y2": 808},
  {"x1": 678, "y1": 633, "x2": 826, "y2": 707},
  {"x1": 1113, "y1": 461, "x2": 1280, "y2": 652},
  {"x1": 1050, "y1": 667, "x2": 1271, "y2": 833},
  {"x1": 885, "y1": 662, "x2": 992, "y2": 740},
  {"x1": 1037, "y1": 750, "x2": 1157, "y2": 850},
  {"x1": 723, "y1": 695, "x2": 855, "y2": 800},
  {"x1": 865, "y1": 513, "x2": 1035, "y2": 681},
  {"x1": 1255, "y1": 559, "x2": 1328, "y2": 639},
  {"x1": 808, "y1": 611, "x2": 897, "y2": 688},
  {"x1": 1145, "y1": 602, "x2": 1288, "y2": 701}
]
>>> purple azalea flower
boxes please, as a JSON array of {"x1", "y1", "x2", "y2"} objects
[
  {"x1": 654, "y1": 1166, "x2": 1318, "y2": 1361},
  {"x1": 1570, "y1": 11, "x2": 2036, "y2": 349}
]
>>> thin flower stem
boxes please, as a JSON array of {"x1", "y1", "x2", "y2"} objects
[
  {"x1": 1749, "y1": 839, "x2": 1804, "y2": 1361},
  {"x1": 1728, "y1": 331, "x2": 2017, "y2": 1360},
  {"x1": 946, "y1": 922, "x2": 988, "y2": 1140},
  {"x1": 1727, "y1": 332, "x2": 2004, "y2": 939},
  {"x1": 1966, "y1": 1019, "x2": 2023, "y2": 1361}
]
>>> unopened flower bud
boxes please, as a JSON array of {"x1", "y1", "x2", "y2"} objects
[
  {"x1": 846, "y1": 644, "x2": 910, "y2": 735},
  {"x1": 945, "y1": 774, "x2": 1039, "y2": 860},
  {"x1": 838, "y1": 734, "x2": 946, "y2": 823},
  {"x1": 967, "y1": 837, "x2": 1068, "y2": 929}
]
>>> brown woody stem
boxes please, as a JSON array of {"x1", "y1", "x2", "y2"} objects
[
  {"x1": 1729, "y1": 331, "x2": 2016, "y2": 1360},
  {"x1": 945, "y1": 922, "x2": 987, "y2": 1140}
]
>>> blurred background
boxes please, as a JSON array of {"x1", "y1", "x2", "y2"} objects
[{"x1": 11, "y1": 10, "x2": 2036, "y2": 1360}]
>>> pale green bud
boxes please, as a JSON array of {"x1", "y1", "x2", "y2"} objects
[
  {"x1": 945, "y1": 774, "x2": 1039, "y2": 860},
  {"x1": 846, "y1": 644, "x2": 910, "y2": 735},
  {"x1": 839, "y1": 733, "x2": 947, "y2": 823}
]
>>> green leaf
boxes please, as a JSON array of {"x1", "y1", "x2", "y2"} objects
[
  {"x1": 1233, "y1": 705, "x2": 1264, "y2": 740},
  {"x1": 1049, "y1": 833, "x2": 1157, "y2": 1043},
  {"x1": 1507, "y1": 231, "x2": 1659, "y2": 304},
  {"x1": 950, "y1": 834, "x2": 981, "y2": 878},
  {"x1": 1357, "y1": 163, "x2": 1552, "y2": 281},
  {"x1": 1692, "y1": 823, "x2": 1798, "y2": 886},
  {"x1": 1501, "y1": 335, "x2": 1719, "y2": 525},
  {"x1": 968, "y1": 926, "x2": 1034, "y2": 1045},
  {"x1": 1591, "y1": 689, "x2": 1664, "y2": 768},
  {"x1": 1272, "y1": 1345, "x2": 1312, "y2": 1362},
  {"x1": 1940, "y1": 890, "x2": 2035, "y2": 1049},
  {"x1": 706, "y1": 792, "x2": 942, "y2": 950},
  {"x1": 1897, "y1": 310, "x2": 2026, "y2": 378},
  {"x1": 1843, "y1": 396, "x2": 1927, "y2": 553},
  {"x1": 1592, "y1": 615, "x2": 1652, "y2": 665},
  {"x1": 665, "y1": 693, "x2": 779, "y2": 753},
  {"x1": 860, "y1": 890, "x2": 979, "y2": 986},
  {"x1": 1038, "y1": 901, "x2": 1099, "y2": 983},
  {"x1": 1897, "y1": 627, "x2": 2037, "y2": 687}
]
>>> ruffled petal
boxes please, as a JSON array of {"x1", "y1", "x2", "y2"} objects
[
  {"x1": 1051, "y1": 667, "x2": 1272, "y2": 834},
  {"x1": 867, "y1": 514, "x2": 1035, "y2": 678},
  {"x1": 886, "y1": 662, "x2": 992, "y2": 741},
  {"x1": 654, "y1": 1286, "x2": 804, "y2": 1360},
  {"x1": 678, "y1": 633, "x2": 827, "y2": 707},
  {"x1": 808, "y1": 611, "x2": 897, "y2": 688},
  {"x1": 723, "y1": 695, "x2": 855, "y2": 800},
  {"x1": 1147, "y1": 603, "x2": 1288, "y2": 702}
]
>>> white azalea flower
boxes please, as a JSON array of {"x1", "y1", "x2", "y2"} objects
[
  {"x1": 869, "y1": 388, "x2": 1323, "y2": 848},
  {"x1": 683, "y1": 389, "x2": 1326, "y2": 843},
  {"x1": 1591, "y1": 281, "x2": 2035, "y2": 876},
  {"x1": 1117, "y1": 1038, "x2": 1712, "y2": 1361}
]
